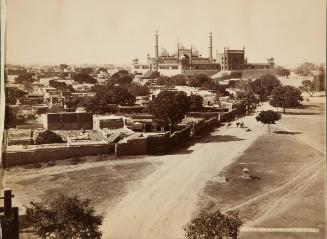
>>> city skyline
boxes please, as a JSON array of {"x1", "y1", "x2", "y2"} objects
[{"x1": 5, "y1": 0, "x2": 326, "y2": 66}]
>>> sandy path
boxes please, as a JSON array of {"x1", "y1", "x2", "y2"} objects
[{"x1": 101, "y1": 113, "x2": 267, "y2": 239}]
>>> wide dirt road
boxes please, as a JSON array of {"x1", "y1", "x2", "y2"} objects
[{"x1": 101, "y1": 112, "x2": 266, "y2": 239}]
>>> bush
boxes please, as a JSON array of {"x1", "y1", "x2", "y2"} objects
[
  {"x1": 34, "y1": 130, "x2": 64, "y2": 144},
  {"x1": 184, "y1": 209, "x2": 242, "y2": 239},
  {"x1": 26, "y1": 194, "x2": 103, "y2": 239}
]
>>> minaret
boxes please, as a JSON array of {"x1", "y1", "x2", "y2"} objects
[
  {"x1": 154, "y1": 30, "x2": 159, "y2": 59},
  {"x1": 209, "y1": 32, "x2": 213, "y2": 63},
  {"x1": 154, "y1": 31, "x2": 159, "y2": 70}
]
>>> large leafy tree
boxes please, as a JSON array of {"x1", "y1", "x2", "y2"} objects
[
  {"x1": 149, "y1": 91, "x2": 190, "y2": 125},
  {"x1": 5, "y1": 87, "x2": 27, "y2": 104},
  {"x1": 299, "y1": 80, "x2": 316, "y2": 96},
  {"x1": 34, "y1": 130, "x2": 64, "y2": 144},
  {"x1": 270, "y1": 85, "x2": 303, "y2": 113},
  {"x1": 15, "y1": 73, "x2": 35, "y2": 91},
  {"x1": 171, "y1": 74, "x2": 187, "y2": 86},
  {"x1": 275, "y1": 67, "x2": 291, "y2": 78},
  {"x1": 157, "y1": 76, "x2": 175, "y2": 87},
  {"x1": 184, "y1": 209, "x2": 242, "y2": 239},
  {"x1": 111, "y1": 70, "x2": 133, "y2": 85},
  {"x1": 72, "y1": 73, "x2": 97, "y2": 84},
  {"x1": 26, "y1": 194, "x2": 103, "y2": 239},
  {"x1": 5, "y1": 106, "x2": 35, "y2": 128},
  {"x1": 250, "y1": 74, "x2": 281, "y2": 101},
  {"x1": 256, "y1": 110, "x2": 281, "y2": 132},
  {"x1": 295, "y1": 62, "x2": 315, "y2": 76},
  {"x1": 188, "y1": 94, "x2": 203, "y2": 111},
  {"x1": 78, "y1": 84, "x2": 135, "y2": 113},
  {"x1": 188, "y1": 74, "x2": 210, "y2": 88},
  {"x1": 127, "y1": 82, "x2": 150, "y2": 96}
]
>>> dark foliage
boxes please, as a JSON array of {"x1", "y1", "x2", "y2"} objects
[
  {"x1": 72, "y1": 73, "x2": 97, "y2": 84},
  {"x1": 26, "y1": 194, "x2": 103, "y2": 239},
  {"x1": 5, "y1": 87, "x2": 27, "y2": 104},
  {"x1": 34, "y1": 130, "x2": 64, "y2": 144},
  {"x1": 184, "y1": 209, "x2": 242, "y2": 239},
  {"x1": 250, "y1": 74, "x2": 281, "y2": 101},
  {"x1": 149, "y1": 91, "x2": 191, "y2": 124},
  {"x1": 270, "y1": 85, "x2": 303, "y2": 113}
]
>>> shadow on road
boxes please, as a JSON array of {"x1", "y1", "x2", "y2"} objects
[
  {"x1": 273, "y1": 130, "x2": 302, "y2": 135},
  {"x1": 168, "y1": 134, "x2": 244, "y2": 155},
  {"x1": 284, "y1": 112, "x2": 321, "y2": 115}
]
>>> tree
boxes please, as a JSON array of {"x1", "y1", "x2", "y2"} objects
[
  {"x1": 5, "y1": 87, "x2": 27, "y2": 104},
  {"x1": 188, "y1": 74, "x2": 210, "y2": 88},
  {"x1": 184, "y1": 209, "x2": 242, "y2": 239},
  {"x1": 312, "y1": 68, "x2": 325, "y2": 91},
  {"x1": 188, "y1": 95, "x2": 203, "y2": 111},
  {"x1": 157, "y1": 76, "x2": 175, "y2": 87},
  {"x1": 59, "y1": 64, "x2": 68, "y2": 70},
  {"x1": 15, "y1": 73, "x2": 35, "y2": 91},
  {"x1": 295, "y1": 62, "x2": 315, "y2": 76},
  {"x1": 83, "y1": 84, "x2": 135, "y2": 113},
  {"x1": 34, "y1": 130, "x2": 64, "y2": 144},
  {"x1": 237, "y1": 89, "x2": 258, "y2": 108},
  {"x1": 72, "y1": 73, "x2": 97, "y2": 84},
  {"x1": 256, "y1": 110, "x2": 281, "y2": 132},
  {"x1": 299, "y1": 80, "x2": 316, "y2": 96},
  {"x1": 26, "y1": 194, "x2": 103, "y2": 239},
  {"x1": 110, "y1": 70, "x2": 133, "y2": 85},
  {"x1": 171, "y1": 74, "x2": 187, "y2": 86},
  {"x1": 5, "y1": 106, "x2": 35, "y2": 128},
  {"x1": 270, "y1": 85, "x2": 303, "y2": 113},
  {"x1": 251, "y1": 74, "x2": 281, "y2": 101},
  {"x1": 275, "y1": 67, "x2": 291, "y2": 78},
  {"x1": 127, "y1": 82, "x2": 150, "y2": 96},
  {"x1": 148, "y1": 91, "x2": 190, "y2": 125}
]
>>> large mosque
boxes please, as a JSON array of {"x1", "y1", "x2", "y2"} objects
[{"x1": 132, "y1": 31, "x2": 274, "y2": 77}]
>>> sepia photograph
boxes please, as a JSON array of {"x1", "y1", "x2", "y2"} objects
[{"x1": 0, "y1": 0, "x2": 326, "y2": 238}]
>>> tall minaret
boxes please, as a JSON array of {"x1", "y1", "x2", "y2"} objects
[
  {"x1": 154, "y1": 30, "x2": 159, "y2": 59},
  {"x1": 209, "y1": 32, "x2": 213, "y2": 63}
]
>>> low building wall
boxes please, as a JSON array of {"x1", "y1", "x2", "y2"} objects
[
  {"x1": 4, "y1": 143, "x2": 115, "y2": 167},
  {"x1": 115, "y1": 137, "x2": 148, "y2": 156},
  {"x1": 170, "y1": 126, "x2": 192, "y2": 147},
  {"x1": 187, "y1": 112, "x2": 221, "y2": 120},
  {"x1": 147, "y1": 133, "x2": 170, "y2": 154}
]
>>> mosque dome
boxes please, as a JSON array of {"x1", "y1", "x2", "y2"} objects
[
  {"x1": 160, "y1": 47, "x2": 169, "y2": 57},
  {"x1": 192, "y1": 48, "x2": 200, "y2": 56}
]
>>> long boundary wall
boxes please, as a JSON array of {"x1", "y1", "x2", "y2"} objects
[{"x1": 4, "y1": 143, "x2": 114, "y2": 167}]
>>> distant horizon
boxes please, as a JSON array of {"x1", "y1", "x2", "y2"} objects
[{"x1": 5, "y1": 0, "x2": 326, "y2": 66}]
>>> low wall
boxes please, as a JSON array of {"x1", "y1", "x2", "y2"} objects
[
  {"x1": 147, "y1": 133, "x2": 170, "y2": 154},
  {"x1": 115, "y1": 137, "x2": 147, "y2": 156},
  {"x1": 170, "y1": 126, "x2": 192, "y2": 147},
  {"x1": 187, "y1": 112, "x2": 221, "y2": 120},
  {"x1": 4, "y1": 143, "x2": 115, "y2": 167},
  {"x1": 182, "y1": 70, "x2": 219, "y2": 77}
]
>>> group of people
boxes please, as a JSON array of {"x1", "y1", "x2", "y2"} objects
[{"x1": 226, "y1": 121, "x2": 251, "y2": 131}]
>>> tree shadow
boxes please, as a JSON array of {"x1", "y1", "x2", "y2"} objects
[
  {"x1": 284, "y1": 112, "x2": 321, "y2": 115},
  {"x1": 168, "y1": 134, "x2": 244, "y2": 155},
  {"x1": 292, "y1": 104, "x2": 319, "y2": 109},
  {"x1": 273, "y1": 130, "x2": 302, "y2": 135}
]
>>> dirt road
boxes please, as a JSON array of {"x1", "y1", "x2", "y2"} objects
[{"x1": 101, "y1": 113, "x2": 267, "y2": 239}]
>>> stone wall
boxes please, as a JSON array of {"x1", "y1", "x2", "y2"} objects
[
  {"x1": 115, "y1": 137, "x2": 148, "y2": 156},
  {"x1": 4, "y1": 143, "x2": 115, "y2": 167}
]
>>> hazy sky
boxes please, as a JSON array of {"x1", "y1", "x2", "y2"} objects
[{"x1": 5, "y1": 0, "x2": 326, "y2": 66}]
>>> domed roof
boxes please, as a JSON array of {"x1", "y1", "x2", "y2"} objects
[
  {"x1": 160, "y1": 47, "x2": 169, "y2": 57},
  {"x1": 192, "y1": 48, "x2": 200, "y2": 56}
]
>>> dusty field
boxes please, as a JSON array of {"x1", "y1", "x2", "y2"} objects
[
  {"x1": 4, "y1": 155, "x2": 163, "y2": 238},
  {"x1": 198, "y1": 95, "x2": 326, "y2": 239}
]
